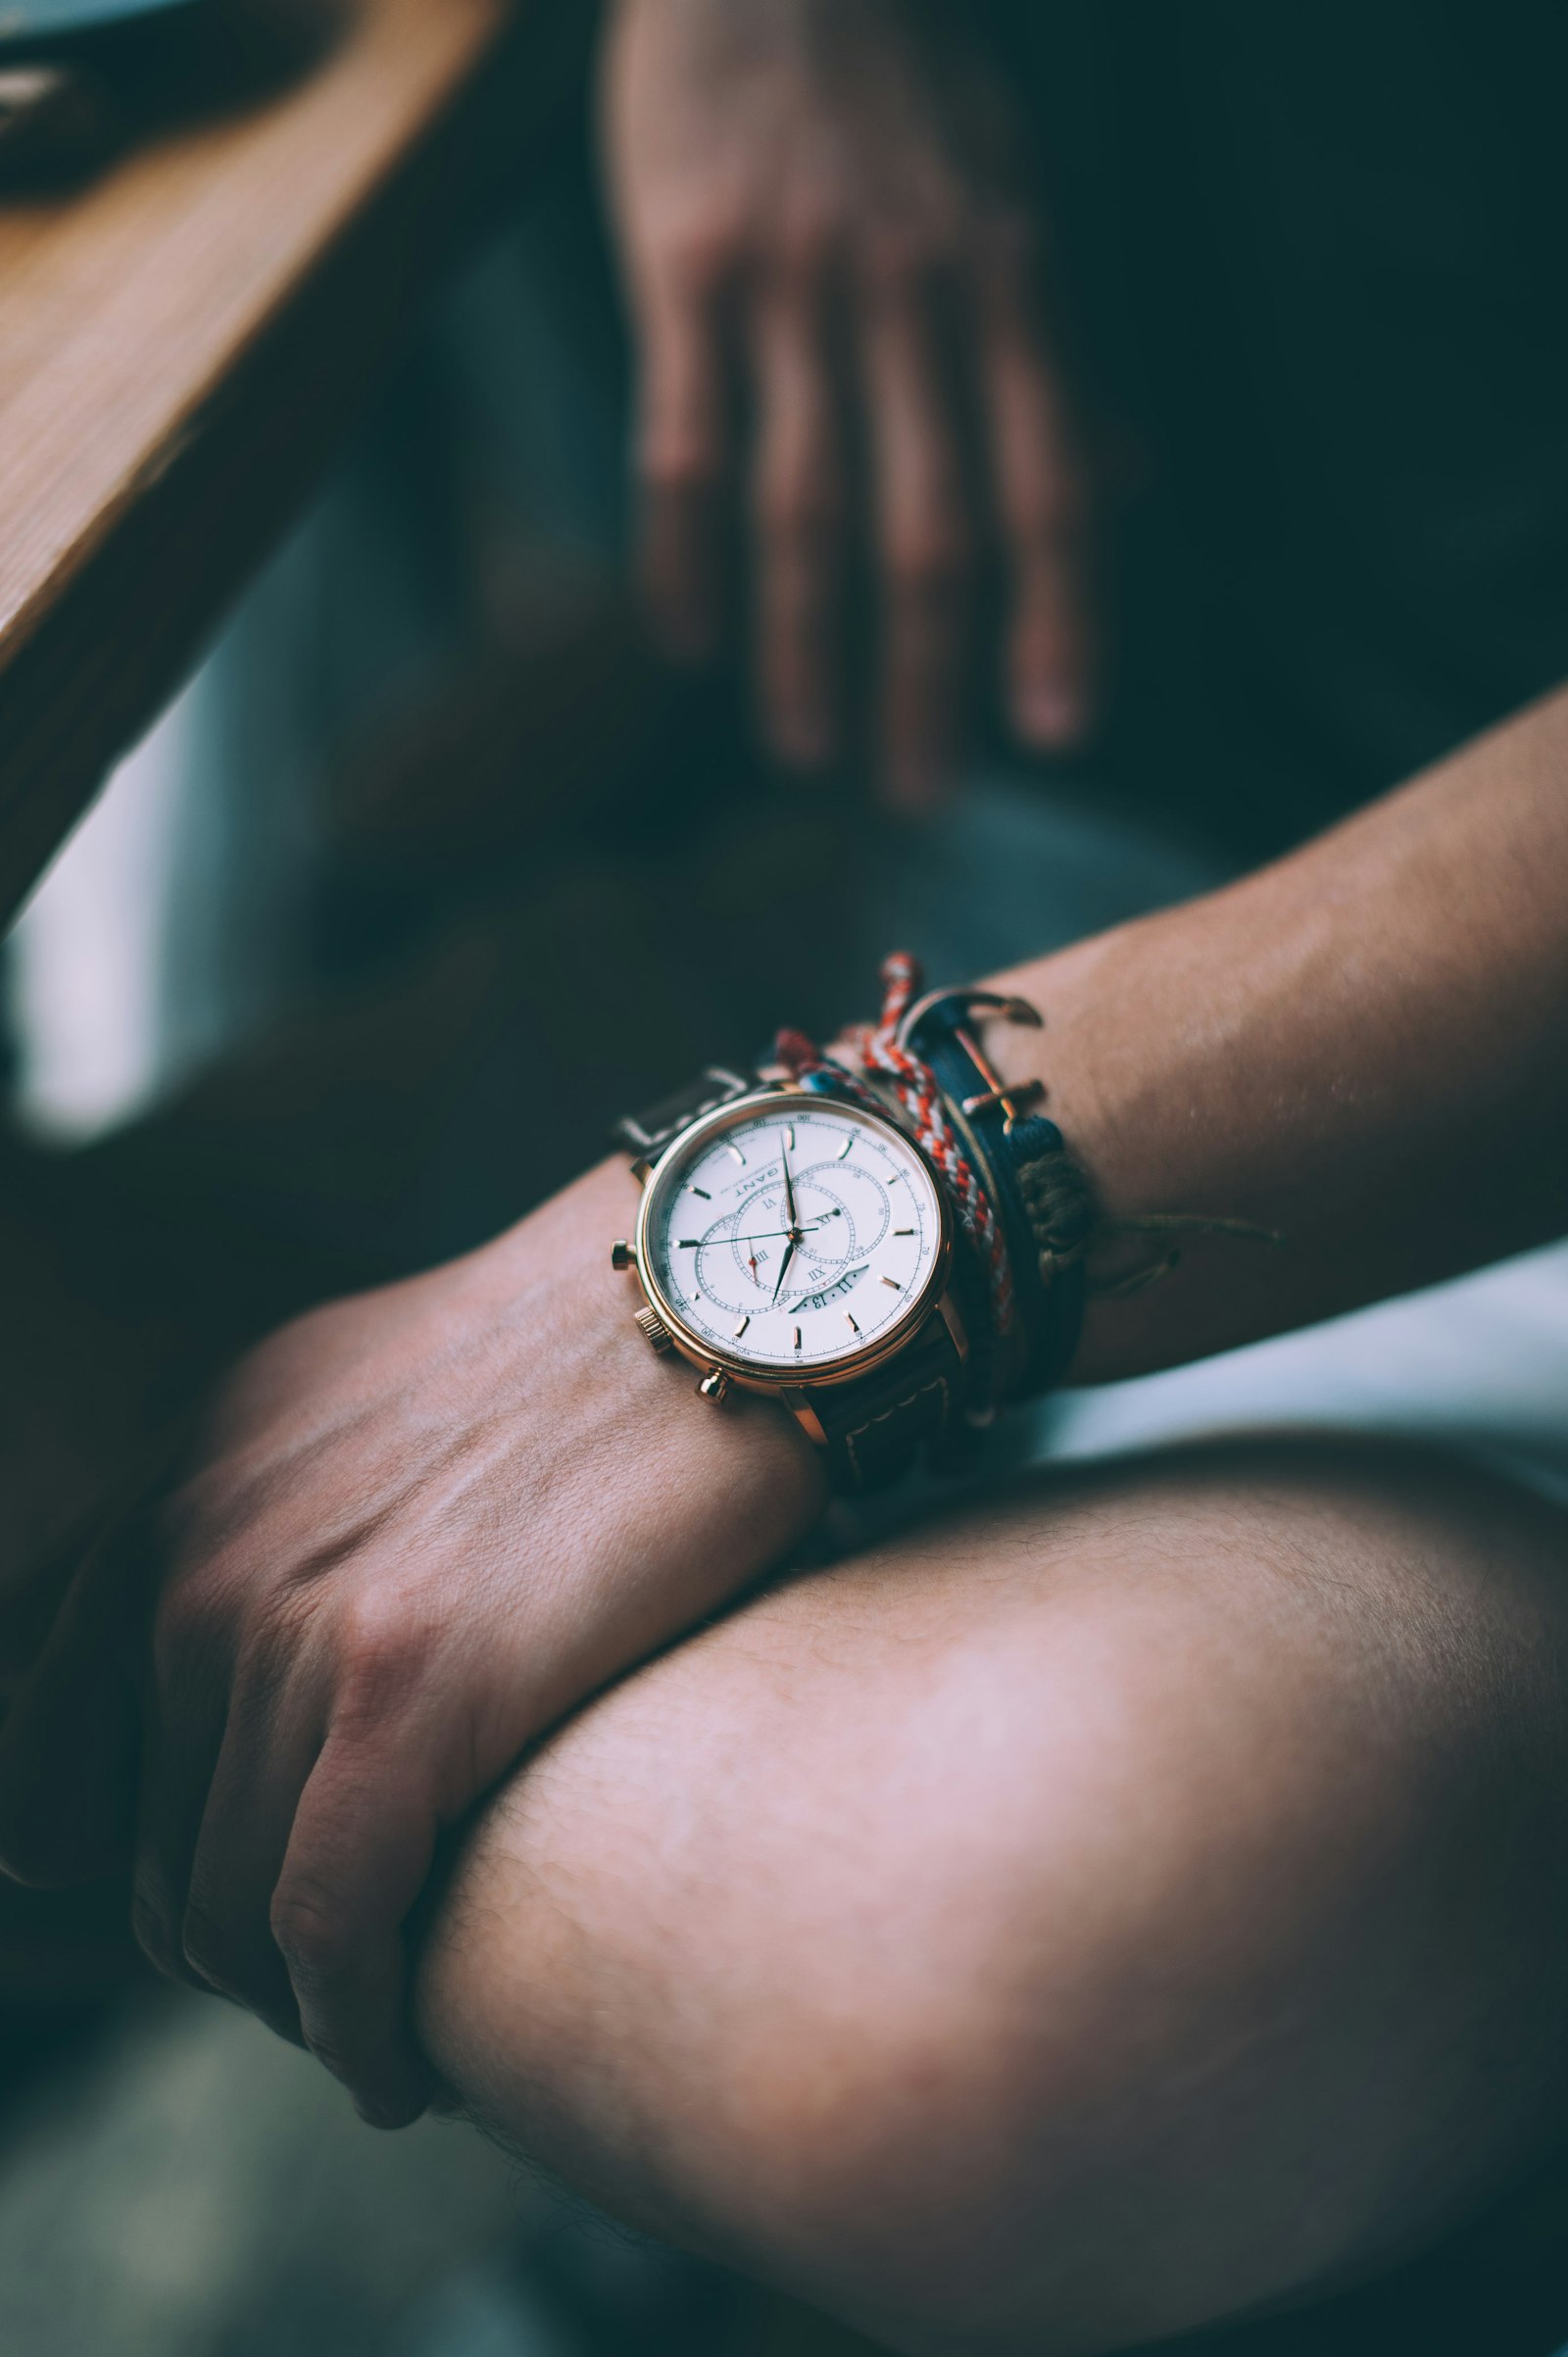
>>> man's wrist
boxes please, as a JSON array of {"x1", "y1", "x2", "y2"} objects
[{"x1": 487, "y1": 1155, "x2": 829, "y2": 1538}]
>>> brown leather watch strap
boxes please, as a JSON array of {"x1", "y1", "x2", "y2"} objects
[
  {"x1": 614, "y1": 1067, "x2": 757, "y2": 1159},
  {"x1": 807, "y1": 1314, "x2": 963, "y2": 1495}
]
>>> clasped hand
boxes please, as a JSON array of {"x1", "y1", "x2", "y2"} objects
[{"x1": 0, "y1": 1161, "x2": 824, "y2": 2126}]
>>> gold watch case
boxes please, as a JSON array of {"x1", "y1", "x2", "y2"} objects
[{"x1": 615, "y1": 1087, "x2": 965, "y2": 1410}]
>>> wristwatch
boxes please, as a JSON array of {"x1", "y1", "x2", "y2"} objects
[{"x1": 612, "y1": 1068, "x2": 972, "y2": 1493}]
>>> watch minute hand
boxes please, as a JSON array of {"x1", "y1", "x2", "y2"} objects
[{"x1": 779, "y1": 1139, "x2": 799, "y2": 1232}]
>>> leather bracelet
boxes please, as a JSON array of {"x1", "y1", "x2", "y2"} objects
[
  {"x1": 898, "y1": 989, "x2": 1093, "y2": 1402},
  {"x1": 780, "y1": 958, "x2": 1094, "y2": 1410}
]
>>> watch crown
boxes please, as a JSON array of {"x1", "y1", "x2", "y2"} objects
[
  {"x1": 697, "y1": 1366, "x2": 731, "y2": 1404},
  {"x1": 611, "y1": 1239, "x2": 636, "y2": 1272},
  {"x1": 634, "y1": 1305, "x2": 675, "y2": 1356}
]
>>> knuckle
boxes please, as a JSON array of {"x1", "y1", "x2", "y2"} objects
[
  {"x1": 858, "y1": 224, "x2": 952, "y2": 304},
  {"x1": 332, "y1": 1587, "x2": 428, "y2": 1728},
  {"x1": 151, "y1": 1578, "x2": 219, "y2": 1678},
  {"x1": 887, "y1": 522, "x2": 975, "y2": 603},
  {"x1": 1014, "y1": 482, "x2": 1090, "y2": 553},
  {"x1": 150, "y1": 1538, "x2": 250, "y2": 1682},
  {"x1": 237, "y1": 1576, "x2": 319, "y2": 1694},
  {"x1": 757, "y1": 479, "x2": 845, "y2": 562},
  {"x1": 156, "y1": 1457, "x2": 259, "y2": 1577},
  {"x1": 768, "y1": 200, "x2": 841, "y2": 290},
  {"x1": 658, "y1": 203, "x2": 745, "y2": 303},
  {"x1": 1008, "y1": 478, "x2": 1093, "y2": 574},
  {"x1": 270, "y1": 1878, "x2": 353, "y2": 1985},
  {"x1": 637, "y1": 432, "x2": 724, "y2": 497}
]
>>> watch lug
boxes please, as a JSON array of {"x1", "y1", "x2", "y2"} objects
[
  {"x1": 936, "y1": 1286, "x2": 970, "y2": 1365},
  {"x1": 780, "y1": 1385, "x2": 827, "y2": 1449},
  {"x1": 630, "y1": 1158, "x2": 654, "y2": 1190}
]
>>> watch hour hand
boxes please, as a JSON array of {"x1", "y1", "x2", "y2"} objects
[{"x1": 771, "y1": 1238, "x2": 798, "y2": 1304}]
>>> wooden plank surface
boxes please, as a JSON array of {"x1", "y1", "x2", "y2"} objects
[{"x1": 0, "y1": 0, "x2": 574, "y2": 929}]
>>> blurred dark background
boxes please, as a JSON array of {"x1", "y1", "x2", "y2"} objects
[{"x1": 5, "y1": 3, "x2": 1568, "y2": 2352}]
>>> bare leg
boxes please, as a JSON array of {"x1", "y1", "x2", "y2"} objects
[{"x1": 416, "y1": 1443, "x2": 1568, "y2": 2357}]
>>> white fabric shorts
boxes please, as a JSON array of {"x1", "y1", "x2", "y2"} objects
[{"x1": 1042, "y1": 1237, "x2": 1568, "y2": 1507}]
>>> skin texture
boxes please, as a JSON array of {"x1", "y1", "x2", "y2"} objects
[
  {"x1": 600, "y1": 0, "x2": 1095, "y2": 803},
  {"x1": 2, "y1": 685, "x2": 1567, "y2": 2140},
  {"x1": 0, "y1": 1164, "x2": 824, "y2": 2125},
  {"x1": 416, "y1": 1441, "x2": 1568, "y2": 2354},
  {"x1": 988, "y1": 687, "x2": 1568, "y2": 1382}
]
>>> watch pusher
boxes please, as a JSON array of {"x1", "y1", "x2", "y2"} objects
[{"x1": 619, "y1": 1243, "x2": 735, "y2": 1401}]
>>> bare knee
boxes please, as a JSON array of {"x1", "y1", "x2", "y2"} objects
[{"x1": 416, "y1": 1446, "x2": 1568, "y2": 2355}]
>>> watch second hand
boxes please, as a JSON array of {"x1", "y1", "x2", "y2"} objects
[{"x1": 726, "y1": 1219, "x2": 830, "y2": 1247}]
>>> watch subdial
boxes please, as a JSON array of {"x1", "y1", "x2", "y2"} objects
[
  {"x1": 691, "y1": 1180, "x2": 854, "y2": 1316},
  {"x1": 692, "y1": 1215, "x2": 769, "y2": 1315},
  {"x1": 811, "y1": 1155, "x2": 889, "y2": 1255}
]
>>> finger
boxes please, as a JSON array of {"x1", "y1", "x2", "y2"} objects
[
  {"x1": 128, "y1": 1571, "x2": 319, "y2": 1998},
  {"x1": 270, "y1": 1735, "x2": 439, "y2": 2129},
  {"x1": 634, "y1": 252, "x2": 735, "y2": 664},
  {"x1": 973, "y1": 218, "x2": 1095, "y2": 751},
  {"x1": 131, "y1": 1680, "x2": 240, "y2": 1997},
  {"x1": 0, "y1": 1516, "x2": 153, "y2": 1888},
  {"x1": 178, "y1": 1658, "x2": 323, "y2": 2045},
  {"x1": 750, "y1": 228, "x2": 848, "y2": 771},
  {"x1": 858, "y1": 239, "x2": 976, "y2": 810}
]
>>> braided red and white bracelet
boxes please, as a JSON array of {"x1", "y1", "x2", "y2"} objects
[{"x1": 775, "y1": 952, "x2": 1024, "y2": 1376}]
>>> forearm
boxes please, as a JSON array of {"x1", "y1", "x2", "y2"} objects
[
  {"x1": 988, "y1": 687, "x2": 1568, "y2": 1382},
  {"x1": 23, "y1": 688, "x2": 1567, "y2": 2116},
  {"x1": 410, "y1": 685, "x2": 1568, "y2": 1697},
  {"x1": 416, "y1": 1438, "x2": 1568, "y2": 2351}
]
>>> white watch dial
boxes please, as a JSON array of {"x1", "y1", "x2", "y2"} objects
[{"x1": 642, "y1": 1099, "x2": 944, "y2": 1373}]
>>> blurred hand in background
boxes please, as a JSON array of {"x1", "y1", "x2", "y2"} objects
[{"x1": 601, "y1": 0, "x2": 1097, "y2": 808}]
